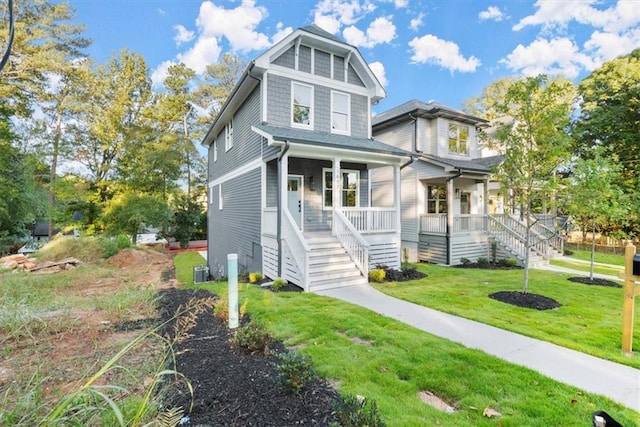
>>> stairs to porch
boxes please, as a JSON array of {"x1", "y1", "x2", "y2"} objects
[{"x1": 305, "y1": 232, "x2": 368, "y2": 292}]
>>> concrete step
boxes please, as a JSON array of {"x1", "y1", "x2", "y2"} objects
[
  {"x1": 309, "y1": 261, "x2": 357, "y2": 275},
  {"x1": 309, "y1": 275, "x2": 368, "y2": 292},
  {"x1": 310, "y1": 267, "x2": 363, "y2": 283}
]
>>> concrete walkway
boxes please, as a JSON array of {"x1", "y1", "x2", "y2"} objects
[{"x1": 316, "y1": 284, "x2": 640, "y2": 412}]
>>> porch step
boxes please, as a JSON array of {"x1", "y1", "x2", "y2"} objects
[
  {"x1": 309, "y1": 275, "x2": 368, "y2": 293},
  {"x1": 305, "y1": 233, "x2": 368, "y2": 292}
]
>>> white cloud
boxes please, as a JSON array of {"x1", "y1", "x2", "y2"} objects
[
  {"x1": 272, "y1": 22, "x2": 294, "y2": 45},
  {"x1": 409, "y1": 13, "x2": 424, "y2": 31},
  {"x1": 479, "y1": 6, "x2": 505, "y2": 22},
  {"x1": 409, "y1": 34, "x2": 481, "y2": 72},
  {"x1": 174, "y1": 25, "x2": 195, "y2": 46},
  {"x1": 369, "y1": 61, "x2": 387, "y2": 86},
  {"x1": 343, "y1": 16, "x2": 396, "y2": 48},
  {"x1": 158, "y1": 8, "x2": 166, "y2": 15},
  {"x1": 313, "y1": 0, "x2": 376, "y2": 34},
  {"x1": 584, "y1": 28, "x2": 640, "y2": 66},
  {"x1": 500, "y1": 37, "x2": 594, "y2": 78},
  {"x1": 151, "y1": 60, "x2": 174, "y2": 87}
]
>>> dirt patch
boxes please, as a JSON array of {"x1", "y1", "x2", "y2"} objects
[
  {"x1": 417, "y1": 390, "x2": 457, "y2": 413},
  {"x1": 489, "y1": 291, "x2": 562, "y2": 310}
]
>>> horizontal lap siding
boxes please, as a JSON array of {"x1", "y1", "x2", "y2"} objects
[
  {"x1": 418, "y1": 234, "x2": 447, "y2": 264},
  {"x1": 451, "y1": 233, "x2": 490, "y2": 265}
]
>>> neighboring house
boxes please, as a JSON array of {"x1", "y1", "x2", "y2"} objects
[
  {"x1": 202, "y1": 25, "x2": 409, "y2": 292},
  {"x1": 371, "y1": 100, "x2": 562, "y2": 266}
]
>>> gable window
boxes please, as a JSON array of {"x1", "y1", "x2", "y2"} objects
[
  {"x1": 213, "y1": 140, "x2": 218, "y2": 162},
  {"x1": 448, "y1": 123, "x2": 468, "y2": 155},
  {"x1": 225, "y1": 118, "x2": 233, "y2": 151},
  {"x1": 292, "y1": 82, "x2": 313, "y2": 128},
  {"x1": 322, "y1": 168, "x2": 359, "y2": 208},
  {"x1": 427, "y1": 185, "x2": 447, "y2": 213},
  {"x1": 331, "y1": 91, "x2": 350, "y2": 135}
]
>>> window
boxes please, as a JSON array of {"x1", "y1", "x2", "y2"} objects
[
  {"x1": 323, "y1": 168, "x2": 359, "y2": 208},
  {"x1": 292, "y1": 82, "x2": 313, "y2": 128},
  {"x1": 225, "y1": 118, "x2": 233, "y2": 151},
  {"x1": 331, "y1": 91, "x2": 350, "y2": 135},
  {"x1": 213, "y1": 140, "x2": 218, "y2": 162},
  {"x1": 218, "y1": 184, "x2": 223, "y2": 210},
  {"x1": 427, "y1": 185, "x2": 447, "y2": 213},
  {"x1": 448, "y1": 123, "x2": 469, "y2": 155}
]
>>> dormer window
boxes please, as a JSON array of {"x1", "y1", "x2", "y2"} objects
[
  {"x1": 331, "y1": 91, "x2": 350, "y2": 135},
  {"x1": 448, "y1": 123, "x2": 468, "y2": 155},
  {"x1": 292, "y1": 82, "x2": 313, "y2": 128},
  {"x1": 225, "y1": 118, "x2": 234, "y2": 152}
]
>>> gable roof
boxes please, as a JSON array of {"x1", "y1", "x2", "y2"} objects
[
  {"x1": 253, "y1": 123, "x2": 409, "y2": 158},
  {"x1": 373, "y1": 99, "x2": 489, "y2": 130},
  {"x1": 418, "y1": 154, "x2": 502, "y2": 176}
]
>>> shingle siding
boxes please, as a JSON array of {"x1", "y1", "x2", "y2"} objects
[
  {"x1": 266, "y1": 74, "x2": 291, "y2": 127},
  {"x1": 273, "y1": 46, "x2": 295, "y2": 68},
  {"x1": 299, "y1": 46, "x2": 312, "y2": 73},
  {"x1": 348, "y1": 64, "x2": 365, "y2": 87},
  {"x1": 314, "y1": 49, "x2": 331, "y2": 78}
]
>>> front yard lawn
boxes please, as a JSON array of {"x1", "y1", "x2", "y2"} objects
[{"x1": 372, "y1": 263, "x2": 640, "y2": 370}]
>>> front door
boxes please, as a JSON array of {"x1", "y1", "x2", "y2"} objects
[{"x1": 287, "y1": 175, "x2": 303, "y2": 230}]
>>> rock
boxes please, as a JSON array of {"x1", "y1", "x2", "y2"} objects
[{"x1": 1, "y1": 260, "x2": 18, "y2": 270}]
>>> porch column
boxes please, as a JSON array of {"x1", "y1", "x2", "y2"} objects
[
  {"x1": 393, "y1": 164, "x2": 401, "y2": 234},
  {"x1": 280, "y1": 153, "x2": 289, "y2": 219},
  {"x1": 332, "y1": 158, "x2": 341, "y2": 235},
  {"x1": 483, "y1": 179, "x2": 489, "y2": 215},
  {"x1": 446, "y1": 177, "x2": 454, "y2": 265}
]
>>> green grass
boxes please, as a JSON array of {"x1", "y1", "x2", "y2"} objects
[
  {"x1": 550, "y1": 258, "x2": 624, "y2": 277},
  {"x1": 371, "y1": 264, "x2": 640, "y2": 370},
  {"x1": 566, "y1": 249, "x2": 625, "y2": 266},
  {"x1": 173, "y1": 254, "x2": 640, "y2": 426}
]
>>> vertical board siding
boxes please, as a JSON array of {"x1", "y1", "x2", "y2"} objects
[
  {"x1": 208, "y1": 168, "x2": 262, "y2": 276},
  {"x1": 418, "y1": 234, "x2": 447, "y2": 264}
]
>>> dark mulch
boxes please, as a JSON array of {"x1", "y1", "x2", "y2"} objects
[
  {"x1": 156, "y1": 288, "x2": 341, "y2": 426},
  {"x1": 489, "y1": 291, "x2": 562, "y2": 310},
  {"x1": 568, "y1": 276, "x2": 622, "y2": 288},
  {"x1": 378, "y1": 265, "x2": 427, "y2": 282}
]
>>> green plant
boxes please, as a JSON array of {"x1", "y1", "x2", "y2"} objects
[
  {"x1": 333, "y1": 393, "x2": 386, "y2": 427},
  {"x1": 477, "y1": 257, "x2": 489, "y2": 266},
  {"x1": 402, "y1": 248, "x2": 409, "y2": 269},
  {"x1": 231, "y1": 319, "x2": 272, "y2": 354},
  {"x1": 272, "y1": 277, "x2": 286, "y2": 291},
  {"x1": 491, "y1": 240, "x2": 498, "y2": 263},
  {"x1": 460, "y1": 258, "x2": 471, "y2": 266},
  {"x1": 98, "y1": 234, "x2": 131, "y2": 259},
  {"x1": 564, "y1": 248, "x2": 574, "y2": 256},
  {"x1": 273, "y1": 351, "x2": 317, "y2": 393},
  {"x1": 500, "y1": 257, "x2": 518, "y2": 267},
  {"x1": 213, "y1": 295, "x2": 248, "y2": 322},
  {"x1": 368, "y1": 268, "x2": 386, "y2": 283},
  {"x1": 249, "y1": 271, "x2": 263, "y2": 284}
]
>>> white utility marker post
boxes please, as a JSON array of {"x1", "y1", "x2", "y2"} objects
[{"x1": 227, "y1": 253, "x2": 239, "y2": 329}]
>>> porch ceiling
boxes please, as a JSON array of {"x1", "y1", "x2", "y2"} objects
[{"x1": 253, "y1": 123, "x2": 410, "y2": 165}]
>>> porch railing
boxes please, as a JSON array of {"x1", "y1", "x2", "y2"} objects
[
  {"x1": 420, "y1": 214, "x2": 447, "y2": 234},
  {"x1": 490, "y1": 214, "x2": 551, "y2": 258},
  {"x1": 340, "y1": 208, "x2": 397, "y2": 233},
  {"x1": 453, "y1": 215, "x2": 488, "y2": 233},
  {"x1": 487, "y1": 215, "x2": 527, "y2": 260},
  {"x1": 334, "y1": 209, "x2": 369, "y2": 277},
  {"x1": 282, "y1": 210, "x2": 310, "y2": 291}
]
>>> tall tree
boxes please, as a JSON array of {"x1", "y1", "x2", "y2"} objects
[
  {"x1": 573, "y1": 49, "x2": 640, "y2": 235},
  {"x1": 193, "y1": 53, "x2": 246, "y2": 124},
  {"x1": 565, "y1": 146, "x2": 628, "y2": 280},
  {"x1": 481, "y1": 75, "x2": 576, "y2": 293}
]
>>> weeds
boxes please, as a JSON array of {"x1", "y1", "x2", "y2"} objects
[
  {"x1": 273, "y1": 351, "x2": 317, "y2": 393},
  {"x1": 333, "y1": 393, "x2": 386, "y2": 427},
  {"x1": 230, "y1": 319, "x2": 273, "y2": 354}
]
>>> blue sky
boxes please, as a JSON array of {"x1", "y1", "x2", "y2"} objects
[{"x1": 68, "y1": 0, "x2": 640, "y2": 113}]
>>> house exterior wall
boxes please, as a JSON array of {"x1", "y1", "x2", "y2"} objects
[{"x1": 434, "y1": 117, "x2": 480, "y2": 159}]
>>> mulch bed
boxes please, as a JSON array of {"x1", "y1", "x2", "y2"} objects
[
  {"x1": 156, "y1": 288, "x2": 342, "y2": 426},
  {"x1": 567, "y1": 277, "x2": 622, "y2": 288},
  {"x1": 378, "y1": 265, "x2": 427, "y2": 282},
  {"x1": 488, "y1": 291, "x2": 562, "y2": 310}
]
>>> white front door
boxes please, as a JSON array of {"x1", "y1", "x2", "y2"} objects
[{"x1": 287, "y1": 175, "x2": 303, "y2": 230}]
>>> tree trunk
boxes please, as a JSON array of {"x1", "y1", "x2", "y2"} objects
[
  {"x1": 590, "y1": 219, "x2": 596, "y2": 281},
  {"x1": 48, "y1": 112, "x2": 63, "y2": 239}
]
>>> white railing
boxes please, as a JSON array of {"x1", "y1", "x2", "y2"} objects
[
  {"x1": 453, "y1": 215, "x2": 488, "y2": 233},
  {"x1": 487, "y1": 215, "x2": 527, "y2": 259},
  {"x1": 262, "y1": 208, "x2": 277, "y2": 236},
  {"x1": 282, "y1": 210, "x2": 310, "y2": 291},
  {"x1": 420, "y1": 214, "x2": 446, "y2": 234},
  {"x1": 334, "y1": 209, "x2": 369, "y2": 277},
  {"x1": 490, "y1": 214, "x2": 550, "y2": 259},
  {"x1": 530, "y1": 217, "x2": 564, "y2": 255},
  {"x1": 340, "y1": 208, "x2": 397, "y2": 233}
]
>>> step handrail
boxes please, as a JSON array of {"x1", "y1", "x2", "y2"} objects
[
  {"x1": 334, "y1": 209, "x2": 369, "y2": 277},
  {"x1": 282, "y1": 210, "x2": 310, "y2": 291},
  {"x1": 487, "y1": 215, "x2": 527, "y2": 259}
]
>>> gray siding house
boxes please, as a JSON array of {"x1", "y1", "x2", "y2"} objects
[
  {"x1": 371, "y1": 100, "x2": 563, "y2": 266},
  {"x1": 203, "y1": 25, "x2": 409, "y2": 291}
]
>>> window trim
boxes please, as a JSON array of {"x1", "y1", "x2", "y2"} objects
[
  {"x1": 322, "y1": 168, "x2": 360, "y2": 210},
  {"x1": 427, "y1": 185, "x2": 447, "y2": 214},
  {"x1": 225, "y1": 118, "x2": 233, "y2": 152},
  {"x1": 447, "y1": 122, "x2": 469, "y2": 155},
  {"x1": 213, "y1": 140, "x2": 218, "y2": 162},
  {"x1": 218, "y1": 184, "x2": 223, "y2": 210},
  {"x1": 291, "y1": 81, "x2": 314, "y2": 129},
  {"x1": 331, "y1": 90, "x2": 350, "y2": 135}
]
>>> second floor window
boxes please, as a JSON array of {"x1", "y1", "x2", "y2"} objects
[
  {"x1": 225, "y1": 119, "x2": 233, "y2": 151},
  {"x1": 448, "y1": 123, "x2": 468, "y2": 155},
  {"x1": 331, "y1": 91, "x2": 350, "y2": 135},
  {"x1": 292, "y1": 82, "x2": 313, "y2": 128}
]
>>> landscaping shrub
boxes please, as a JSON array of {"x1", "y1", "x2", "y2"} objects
[
  {"x1": 213, "y1": 295, "x2": 247, "y2": 322},
  {"x1": 230, "y1": 319, "x2": 272, "y2": 354},
  {"x1": 368, "y1": 268, "x2": 386, "y2": 283},
  {"x1": 249, "y1": 271, "x2": 263, "y2": 284},
  {"x1": 460, "y1": 258, "x2": 471, "y2": 266},
  {"x1": 333, "y1": 393, "x2": 386, "y2": 427},
  {"x1": 272, "y1": 277, "x2": 286, "y2": 291},
  {"x1": 500, "y1": 257, "x2": 518, "y2": 267},
  {"x1": 477, "y1": 257, "x2": 489, "y2": 266},
  {"x1": 273, "y1": 351, "x2": 317, "y2": 393}
]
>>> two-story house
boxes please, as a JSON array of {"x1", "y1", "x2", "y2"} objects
[{"x1": 203, "y1": 25, "x2": 409, "y2": 292}]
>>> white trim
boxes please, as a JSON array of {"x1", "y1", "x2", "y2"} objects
[
  {"x1": 269, "y1": 65, "x2": 372, "y2": 98},
  {"x1": 322, "y1": 167, "x2": 360, "y2": 209},
  {"x1": 261, "y1": 73, "x2": 268, "y2": 122},
  {"x1": 225, "y1": 118, "x2": 234, "y2": 152},
  {"x1": 209, "y1": 157, "x2": 262, "y2": 187},
  {"x1": 291, "y1": 81, "x2": 314, "y2": 129},
  {"x1": 330, "y1": 53, "x2": 334, "y2": 80},
  {"x1": 310, "y1": 47, "x2": 315, "y2": 74},
  {"x1": 331, "y1": 90, "x2": 350, "y2": 136},
  {"x1": 218, "y1": 183, "x2": 223, "y2": 210},
  {"x1": 213, "y1": 140, "x2": 218, "y2": 162}
]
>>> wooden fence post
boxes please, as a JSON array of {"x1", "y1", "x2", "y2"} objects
[{"x1": 620, "y1": 243, "x2": 638, "y2": 353}]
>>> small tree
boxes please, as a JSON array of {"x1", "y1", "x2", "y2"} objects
[
  {"x1": 168, "y1": 194, "x2": 203, "y2": 248},
  {"x1": 566, "y1": 147, "x2": 629, "y2": 280},
  {"x1": 102, "y1": 192, "x2": 171, "y2": 244}
]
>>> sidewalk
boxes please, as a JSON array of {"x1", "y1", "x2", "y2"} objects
[
  {"x1": 316, "y1": 284, "x2": 640, "y2": 412},
  {"x1": 535, "y1": 256, "x2": 623, "y2": 282}
]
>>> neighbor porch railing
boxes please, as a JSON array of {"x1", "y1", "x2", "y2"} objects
[
  {"x1": 490, "y1": 214, "x2": 551, "y2": 259},
  {"x1": 340, "y1": 208, "x2": 397, "y2": 233},
  {"x1": 282, "y1": 209, "x2": 310, "y2": 291},
  {"x1": 334, "y1": 209, "x2": 369, "y2": 277},
  {"x1": 486, "y1": 215, "x2": 527, "y2": 260}
]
